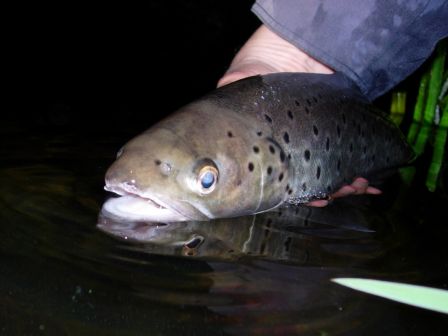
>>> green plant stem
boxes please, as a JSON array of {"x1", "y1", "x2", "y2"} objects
[
  {"x1": 407, "y1": 73, "x2": 429, "y2": 145},
  {"x1": 390, "y1": 91, "x2": 406, "y2": 125},
  {"x1": 426, "y1": 101, "x2": 448, "y2": 191},
  {"x1": 424, "y1": 43, "x2": 446, "y2": 124}
]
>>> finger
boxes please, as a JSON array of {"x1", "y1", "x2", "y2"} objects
[
  {"x1": 366, "y1": 186, "x2": 382, "y2": 194},
  {"x1": 217, "y1": 71, "x2": 248, "y2": 87},
  {"x1": 351, "y1": 177, "x2": 369, "y2": 194},
  {"x1": 331, "y1": 185, "x2": 356, "y2": 198},
  {"x1": 305, "y1": 199, "x2": 329, "y2": 207}
]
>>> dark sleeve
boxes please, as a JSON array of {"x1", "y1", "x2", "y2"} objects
[{"x1": 252, "y1": 0, "x2": 448, "y2": 100}]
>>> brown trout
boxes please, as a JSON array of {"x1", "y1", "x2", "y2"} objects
[{"x1": 104, "y1": 73, "x2": 413, "y2": 221}]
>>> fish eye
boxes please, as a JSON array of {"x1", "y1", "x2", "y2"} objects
[{"x1": 197, "y1": 165, "x2": 218, "y2": 194}]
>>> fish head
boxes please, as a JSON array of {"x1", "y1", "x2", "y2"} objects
[{"x1": 104, "y1": 101, "x2": 292, "y2": 221}]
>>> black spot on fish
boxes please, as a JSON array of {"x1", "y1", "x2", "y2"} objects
[
  {"x1": 316, "y1": 166, "x2": 321, "y2": 179},
  {"x1": 285, "y1": 184, "x2": 290, "y2": 192},
  {"x1": 306, "y1": 98, "x2": 312, "y2": 106},
  {"x1": 280, "y1": 151, "x2": 285, "y2": 162},
  {"x1": 278, "y1": 173, "x2": 284, "y2": 182},
  {"x1": 304, "y1": 150, "x2": 311, "y2": 161},
  {"x1": 295, "y1": 100, "x2": 300, "y2": 107},
  {"x1": 264, "y1": 114, "x2": 272, "y2": 123},
  {"x1": 227, "y1": 131, "x2": 233, "y2": 138},
  {"x1": 349, "y1": 143, "x2": 353, "y2": 153},
  {"x1": 313, "y1": 96, "x2": 318, "y2": 103},
  {"x1": 248, "y1": 162, "x2": 254, "y2": 172},
  {"x1": 257, "y1": 131, "x2": 262, "y2": 136},
  {"x1": 386, "y1": 156, "x2": 390, "y2": 163},
  {"x1": 371, "y1": 154, "x2": 376, "y2": 162},
  {"x1": 363, "y1": 146, "x2": 367, "y2": 154},
  {"x1": 337, "y1": 159, "x2": 341, "y2": 171},
  {"x1": 327, "y1": 185, "x2": 332, "y2": 192},
  {"x1": 313, "y1": 125, "x2": 319, "y2": 136},
  {"x1": 253, "y1": 146, "x2": 259, "y2": 153},
  {"x1": 302, "y1": 183, "x2": 307, "y2": 191},
  {"x1": 337, "y1": 125, "x2": 341, "y2": 138},
  {"x1": 342, "y1": 113, "x2": 346, "y2": 124},
  {"x1": 287, "y1": 154, "x2": 292, "y2": 160},
  {"x1": 155, "y1": 159, "x2": 161, "y2": 166},
  {"x1": 288, "y1": 189, "x2": 293, "y2": 195},
  {"x1": 269, "y1": 145, "x2": 275, "y2": 154},
  {"x1": 283, "y1": 132, "x2": 290, "y2": 143},
  {"x1": 267, "y1": 166, "x2": 273, "y2": 175},
  {"x1": 305, "y1": 107, "x2": 310, "y2": 114},
  {"x1": 287, "y1": 110, "x2": 293, "y2": 119},
  {"x1": 326, "y1": 137, "x2": 330, "y2": 151}
]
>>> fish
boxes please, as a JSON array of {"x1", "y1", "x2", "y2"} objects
[{"x1": 104, "y1": 72, "x2": 414, "y2": 222}]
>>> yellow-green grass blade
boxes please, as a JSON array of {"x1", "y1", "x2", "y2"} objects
[
  {"x1": 332, "y1": 278, "x2": 448, "y2": 315},
  {"x1": 426, "y1": 101, "x2": 448, "y2": 191}
]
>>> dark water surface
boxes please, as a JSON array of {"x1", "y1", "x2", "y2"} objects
[{"x1": 1, "y1": 122, "x2": 448, "y2": 336}]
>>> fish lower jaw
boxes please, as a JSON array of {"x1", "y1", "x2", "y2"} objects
[
  {"x1": 103, "y1": 183, "x2": 211, "y2": 221},
  {"x1": 102, "y1": 194, "x2": 191, "y2": 222},
  {"x1": 103, "y1": 184, "x2": 191, "y2": 222}
]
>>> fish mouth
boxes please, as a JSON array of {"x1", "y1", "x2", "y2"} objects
[
  {"x1": 103, "y1": 182, "x2": 207, "y2": 222},
  {"x1": 105, "y1": 183, "x2": 168, "y2": 209}
]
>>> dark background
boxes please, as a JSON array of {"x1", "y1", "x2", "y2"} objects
[
  {"x1": 5, "y1": 0, "x2": 432, "y2": 137},
  {"x1": 6, "y1": 1, "x2": 259, "y2": 134}
]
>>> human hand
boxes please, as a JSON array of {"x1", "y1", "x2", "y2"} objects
[
  {"x1": 305, "y1": 178, "x2": 382, "y2": 207},
  {"x1": 218, "y1": 25, "x2": 333, "y2": 87},
  {"x1": 218, "y1": 25, "x2": 382, "y2": 206}
]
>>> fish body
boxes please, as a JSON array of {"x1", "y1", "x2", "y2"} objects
[{"x1": 104, "y1": 73, "x2": 413, "y2": 221}]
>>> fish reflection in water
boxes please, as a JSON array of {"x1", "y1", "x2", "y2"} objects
[
  {"x1": 98, "y1": 198, "x2": 384, "y2": 263},
  {"x1": 97, "y1": 198, "x2": 411, "y2": 334}
]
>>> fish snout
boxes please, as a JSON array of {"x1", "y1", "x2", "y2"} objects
[
  {"x1": 104, "y1": 164, "x2": 122, "y2": 186},
  {"x1": 104, "y1": 161, "x2": 138, "y2": 191}
]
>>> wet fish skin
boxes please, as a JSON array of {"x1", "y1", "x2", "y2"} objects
[{"x1": 105, "y1": 72, "x2": 413, "y2": 220}]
